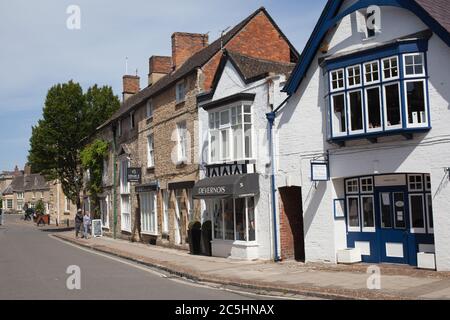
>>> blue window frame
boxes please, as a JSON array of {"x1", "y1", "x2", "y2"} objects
[{"x1": 326, "y1": 41, "x2": 431, "y2": 142}]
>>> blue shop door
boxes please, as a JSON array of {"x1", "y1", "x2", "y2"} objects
[{"x1": 375, "y1": 188, "x2": 409, "y2": 264}]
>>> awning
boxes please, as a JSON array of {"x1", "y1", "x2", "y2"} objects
[{"x1": 193, "y1": 173, "x2": 259, "y2": 199}]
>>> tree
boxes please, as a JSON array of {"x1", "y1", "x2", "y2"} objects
[
  {"x1": 80, "y1": 139, "x2": 109, "y2": 219},
  {"x1": 35, "y1": 200, "x2": 45, "y2": 215},
  {"x1": 28, "y1": 81, "x2": 120, "y2": 210}
]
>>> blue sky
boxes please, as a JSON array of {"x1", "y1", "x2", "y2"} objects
[{"x1": 0, "y1": 0, "x2": 327, "y2": 171}]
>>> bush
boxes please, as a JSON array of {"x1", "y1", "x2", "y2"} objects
[{"x1": 35, "y1": 200, "x2": 46, "y2": 215}]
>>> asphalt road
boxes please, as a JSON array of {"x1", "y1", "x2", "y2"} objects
[{"x1": 0, "y1": 215, "x2": 276, "y2": 300}]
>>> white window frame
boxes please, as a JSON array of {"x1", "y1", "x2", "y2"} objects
[
  {"x1": 140, "y1": 191, "x2": 158, "y2": 235},
  {"x1": 147, "y1": 134, "x2": 155, "y2": 168},
  {"x1": 330, "y1": 69, "x2": 345, "y2": 92},
  {"x1": 162, "y1": 190, "x2": 169, "y2": 234},
  {"x1": 346, "y1": 178, "x2": 359, "y2": 194},
  {"x1": 381, "y1": 56, "x2": 399, "y2": 81},
  {"x1": 330, "y1": 93, "x2": 347, "y2": 137},
  {"x1": 360, "y1": 177, "x2": 374, "y2": 194},
  {"x1": 346, "y1": 65, "x2": 362, "y2": 89},
  {"x1": 176, "y1": 80, "x2": 186, "y2": 103},
  {"x1": 346, "y1": 89, "x2": 364, "y2": 134},
  {"x1": 382, "y1": 82, "x2": 403, "y2": 130},
  {"x1": 100, "y1": 196, "x2": 109, "y2": 229},
  {"x1": 425, "y1": 174, "x2": 431, "y2": 191},
  {"x1": 346, "y1": 196, "x2": 361, "y2": 232},
  {"x1": 146, "y1": 99, "x2": 154, "y2": 119},
  {"x1": 361, "y1": 195, "x2": 375, "y2": 233},
  {"x1": 120, "y1": 157, "x2": 131, "y2": 232},
  {"x1": 408, "y1": 174, "x2": 423, "y2": 192},
  {"x1": 404, "y1": 79, "x2": 428, "y2": 128},
  {"x1": 364, "y1": 86, "x2": 383, "y2": 133},
  {"x1": 64, "y1": 196, "x2": 71, "y2": 212},
  {"x1": 176, "y1": 121, "x2": 187, "y2": 163},
  {"x1": 403, "y1": 53, "x2": 425, "y2": 78},
  {"x1": 17, "y1": 192, "x2": 24, "y2": 200},
  {"x1": 425, "y1": 193, "x2": 433, "y2": 234},
  {"x1": 363, "y1": 60, "x2": 380, "y2": 85},
  {"x1": 409, "y1": 194, "x2": 426, "y2": 234}
]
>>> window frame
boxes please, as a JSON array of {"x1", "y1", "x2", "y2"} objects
[
  {"x1": 363, "y1": 60, "x2": 380, "y2": 86},
  {"x1": 403, "y1": 53, "x2": 425, "y2": 78},
  {"x1": 130, "y1": 111, "x2": 135, "y2": 129},
  {"x1": 404, "y1": 79, "x2": 428, "y2": 128},
  {"x1": 361, "y1": 195, "x2": 376, "y2": 233},
  {"x1": 146, "y1": 99, "x2": 154, "y2": 119},
  {"x1": 408, "y1": 174, "x2": 423, "y2": 192},
  {"x1": 346, "y1": 64, "x2": 362, "y2": 89},
  {"x1": 346, "y1": 195, "x2": 361, "y2": 232},
  {"x1": 381, "y1": 56, "x2": 400, "y2": 81},
  {"x1": 147, "y1": 134, "x2": 155, "y2": 168},
  {"x1": 330, "y1": 68, "x2": 345, "y2": 92},
  {"x1": 330, "y1": 93, "x2": 347, "y2": 137},
  {"x1": 364, "y1": 85, "x2": 383, "y2": 133},
  {"x1": 176, "y1": 121, "x2": 188, "y2": 163},
  {"x1": 408, "y1": 193, "x2": 426, "y2": 234},
  {"x1": 140, "y1": 191, "x2": 158, "y2": 235},
  {"x1": 346, "y1": 88, "x2": 364, "y2": 134},
  {"x1": 382, "y1": 81, "x2": 403, "y2": 131},
  {"x1": 176, "y1": 80, "x2": 186, "y2": 103},
  {"x1": 425, "y1": 193, "x2": 433, "y2": 234}
]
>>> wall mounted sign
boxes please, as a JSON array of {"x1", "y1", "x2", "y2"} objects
[
  {"x1": 311, "y1": 161, "x2": 329, "y2": 181},
  {"x1": 127, "y1": 167, "x2": 142, "y2": 183},
  {"x1": 374, "y1": 174, "x2": 406, "y2": 187},
  {"x1": 91, "y1": 219, "x2": 103, "y2": 238}
]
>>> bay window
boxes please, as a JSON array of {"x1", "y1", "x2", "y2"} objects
[
  {"x1": 212, "y1": 197, "x2": 256, "y2": 242},
  {"x1": 328, "y1": 50, "x2": 429, "y2": 140},
  {"x1": 208, "y1": 104, "x2": 253, "y2": 163}
]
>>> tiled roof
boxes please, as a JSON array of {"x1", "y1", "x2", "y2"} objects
[
  {"x1": 98, "y1": 7, "x2": 298, "y2": 130},
  {"x1": 4, "y1": 174, "x2": 49, "y2": 194},
  {"x1": 415, "y1": 0, "x2": 450, "y2": 33}
]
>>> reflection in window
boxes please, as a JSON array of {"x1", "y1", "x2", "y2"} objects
[
  {"x1": 347, "y1": 65, "x2": 361, "y2": 87},
  {"x1": 235, "y1": 198, "x2": 246, "y2": 241},
  {"x1": 366, "y1": 87, "x2": 382, "y2": 130},
  {"x1": 332, "y1": 94, "x2": 346, "y2": 135},
  {"x1": 348, "y1": 91, "x2": 363, "y2": 132},
  {"x1": 347, "y1": 197, "x2": 360, "y2": 228},
  {"x1": 384, "y1": 83, "x2": 401, "y2": 127},
  {"x1": 364, "y1": 61, "x2": 379, "y2": 84},
  {"x1": 406, "y1": 81, "x2": 426, "y2": 125},
  {"x1": 362, "y1": 196, "x2": 375, "y2": 229},
  {"x1": 410, "y1": 195, "x2": 425, "y2": 230}
]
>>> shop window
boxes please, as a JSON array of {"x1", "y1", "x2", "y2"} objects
[
  {"x1": 346, "y1": 196, "x2": 360, "y2": 232},
  {"x1": 405, "y1": 80, "x2": 427, "y2": 127},
  {"x1": 360, "y1": 177, "x2": 373, "y2": 193},
  {"x1": 365, "y1": 87, "x2": 382, "y2": 131},
  {"x1": 331, "y1": 94, "x2": 346, "y2": 136},
  {"x1": 409, "y1": 194, "x2": 425, "y2": 233},
  {"x1": 382, "y1": 56, "x2": 399, "y2": 80},
  {"x1": 383, "y1": 83, "x2": 402, "y2": 129},
  {"x1": 330, "y1": 69, "x2": 344, "y2": 91},
  {"x1": 346, "y1": 65, "x2": 361, "y2": 88},
  {"x1": 223, "y1": 198, "x2": 234, "y2": 240},
  {"x1": 426, "y1": 194, "x2": 433, "y2": 233},
  {"x1": 346, "y1": 179, "x2": 359, "y2": 194},
  {"x1": 213, "y1": 200, "x2": 223, "y2": 239},
  {"x1": 348, "y1": 90, "x2": 364, "y2": 133},
  {"x1": 247, "y1": 197, "x2": 256, "y2": 241},
  {"x1": 235, "y1": 198, "x2": 246, "y2": 241},
  {"x1": 408, "y1": 174, "x2": 423, "y2": 191},
  {"x1": 393, "y1": 192, "x2": 406, "y2": 229},
  {"x1": 403, "y1": 53, "x2": 425, "y2": 77},
  {"x1": 361, "y1": 196, "x2": 375, "y2": 232},
  {"x1": 380, "y1": 192, "x2": 392, "y2": 229},
  {"x1": 140, "y1": 192, "x2": 157, "y2": 234},
  {"x1": 364, "y1": 61, "x2": 379, "y2": 85}
]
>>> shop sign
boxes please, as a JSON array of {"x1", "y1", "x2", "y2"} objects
[
  {"x1": 311, "y1": 161, "x2": 329, "y2": 181},
  {"x1": 127, "y1": 167, "x2": 142, "y2": 183}
]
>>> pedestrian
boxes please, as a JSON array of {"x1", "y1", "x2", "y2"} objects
[
  {"x1": 83, "y1": 212, "x2": 91, "y2": 239},
  {"x1": 75, "y1": 209, "x2": 83, "y2": 238}
]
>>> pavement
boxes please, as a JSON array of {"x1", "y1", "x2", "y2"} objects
[
  {"x1": 0, "y1": 214, "x2": 291, "y2": 300},
  {"x1": 45, "y1": 223, "x2": 450, "y2": 300}
]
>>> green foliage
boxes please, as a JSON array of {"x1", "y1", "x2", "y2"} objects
[
  {"x1": 35, "y1": 200, "x2": 45, "y2": 215},
  {"x1": 81, "y1": 139, "x2": 109, "y2": 219},
  {"x1": 28, "y1": 80, "x2": 120, "y2": 209}
]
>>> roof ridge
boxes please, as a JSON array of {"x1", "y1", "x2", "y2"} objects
[{"x1": 226, "y1": 50, "x2": 296, "y2": 66}]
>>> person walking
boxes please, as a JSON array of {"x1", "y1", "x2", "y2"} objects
[
  {"x1": 83, "y1": 212, "x2": 91, "y2": 239},
  {"x1": 75, "y1": 209, "x2": 83, "y2": 238}
]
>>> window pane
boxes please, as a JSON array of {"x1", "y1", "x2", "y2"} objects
[
  {"x1": 410, "y1": 195, "x2": 425, "y2": 229},
  {"x1": 406, "y1": 81, "x2": 426, "y2": 125},
  {"x1": 366, "y1": 87, "x2": 381, "y2": 129},
  {"x1": 394, "y1": 192, "x2": 406, "y2": 229},
  {"x1": 383, "y1": 57, "x2": 398, "y2": 79},
  {"x1": 244, "y1": 124, "x2": 252, "y2": 158},
  {"x1": 213, "y1": 201, "x2": 223, "y2": 239},
  {"x1": 233, "y1": 125, "x2": 243, "y2": 160},
  {"x1": 347, "y1": 197, "x2": 360, "y2": 228},
  {"x1": 362, "y1": 196, "x2": 375, "y2": 228},
  {"x1": 210, "y1": 130, "x2": 219, "y2": 162},
  {"x1": 332, "y1": 94, "x2": 346, "y2": 134},
  {"x1": 221, "y1": 130, "x2": 229, "y2": 160},
  {"x1": 347, "y1": 66, "x2": 361, "y2": 87},
  {"x1": 331, "y1": 70, "x2": 344, "y2": 90},
  {"x1": 220, "y1": 110, "x2": 230, "y2": 126},
  {"x1": 427, "y1": 194, "x2": 433, "y2": 229},
  {"x1": 247, "y1": 197, "x2": 255, "y2": 241},
  {"x1": 380, "y1": 193, "x2": 392, "y2": 228},
  {"x1": 349, "y1": 91, "x2": 363, "y2": 131},
  {"x1": 235, "y1": 198, "x2": 246, "y2": 241},
  {"x1": 223, "y1": 198, "x2": 234, "y2": 240},
  {"x1": 384, "y1": 83, "x2": 401, "y2": 127},
  {"x1": 364, "y1": 62, "x2": 379, "y2": 83}
]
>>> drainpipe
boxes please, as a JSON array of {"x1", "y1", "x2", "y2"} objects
[
  {"x1": 112, "y1": 126, "x2": 118, "y2": 239},
  {"x1": 266, "y1": 111, "x2": 281, "y2": 262}
]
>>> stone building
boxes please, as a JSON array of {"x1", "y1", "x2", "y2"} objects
[{"x1": 94, "y1": 7, "x2": 299, "y2": 250}]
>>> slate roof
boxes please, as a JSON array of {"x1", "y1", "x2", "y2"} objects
[
  {"x1": 415, "y1": 0, "x2": 450, "y2": 33},
  {"x1": 98, "y1": 7, "x2": 299, "y2": 130},
  {"x1": 3, "y1": 174, "x2": 49, "y2": 195}
]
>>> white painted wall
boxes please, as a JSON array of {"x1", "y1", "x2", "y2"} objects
[
  {"x1": 277, "y1": 3, "x2": 450, "y2": 269},
  {"x1": 198, "y1": 61, "x2": 289, "y2": 260}
]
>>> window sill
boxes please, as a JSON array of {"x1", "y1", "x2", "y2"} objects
[{"x1": 329, "y1": 127, "x2": 431, "y2": 144}]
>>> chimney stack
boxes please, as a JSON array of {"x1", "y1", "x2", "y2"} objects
[
  {"x1": 24, "y1": 164, "x2": 32, "y2": 175},
  {"x1": 122, "y1": 75, "x2": 140, "y2": 102},
  {"x1": 171, "y1": 32, "x2": 209, "y2": 70},
  {"x1": 148, "y1": 56, "x2": 172, "y2": 86}
]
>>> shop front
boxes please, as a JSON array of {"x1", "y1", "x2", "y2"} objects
[
  {"x1": 193, "y1": 173, "x2": 260, "y2": 260},
  {"x1": 344, "y1": 173, "x2": 435, "y2": 266}
]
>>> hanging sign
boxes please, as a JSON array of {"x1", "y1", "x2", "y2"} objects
[
  {"x1": 311, "y1": 161, "x2": 329, "y2": 181},
  {"x1": 127, "y1": 167, "x2": 142, "y2": 183}
]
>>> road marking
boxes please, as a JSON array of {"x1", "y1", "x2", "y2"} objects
[{"x1": 50, "y1": 235, "x2": 305, "y2": 300}]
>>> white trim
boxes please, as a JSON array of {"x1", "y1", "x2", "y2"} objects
[
  {"x1": 403, "y1": 53, "x2": 425, "y2": 78},
  {"x1": 330, "y1": 93, "x2": 347, "y2": 137},
  {"x1": 346, "y1": 64, "x2": 362, "y2": 89},
  {"x1": 381, "y1": 56, "x2": 400, "y2": 81},
  {"x1": 404, "y1": 79, "x2": 428, "y2": 128},
  {"x1": 363, "y1": 60, "x2": 380, "y2": 86},
  {"x1": 346, "y1": 178, "x2": 359, "y2": 194},
  {"x1": 409, "y1": 194, "x2": 426, "y2": 234},
  {"x1": 329, "y1": 68, "x2": 345, "y2": 92},
  {"x1": 382, "y1": 82, "x2": 403, "y2": 130},
  {"x1": 346, "y1": 89, "x2": 364, "y2": 135},
  {"x1": 425, "y1": 193, "x2": 434, "y2": 234},
  {"x1": 147, "y1": 134, "x2": 154, "y2": 168},
  {"x1": 408, "y1": 174, "x2": 423, "y2": 192},
  {"x1": 359, "y1": 176, "x2": 374, "y2": 194},
  {"x1": 346, "y1": 196, "x2": 361, "y2": 232},
  {"x1": 364, "y1": 86, "x2": 383, "y2": 133}
]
